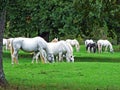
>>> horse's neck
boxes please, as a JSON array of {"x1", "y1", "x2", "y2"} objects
[
  {"x1": 66, "y1": 43, "x2": 73, "y2": 54},
  {"x1": 109, "y1": 43, "x2": 113, "y2": 51},
  {"x1": 75, "y1": 43, "x2": 80, "y2": 50}
]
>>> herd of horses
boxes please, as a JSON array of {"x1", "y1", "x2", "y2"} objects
[
  {"x1": 85, "y1": 39, "x2": 113, "y2": 53},
  {"x1": 3, "y1": 37, "x2": 113, "y2": 64}
]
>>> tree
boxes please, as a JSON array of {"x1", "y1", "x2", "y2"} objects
[
  {"x1": 0, "y1": 0, "x2": 8, "y2": 87},
  {"x1": 4, "y1": 0, "x2": 120, "y2": 43}
]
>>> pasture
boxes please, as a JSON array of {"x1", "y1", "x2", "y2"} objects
[{"x1": 2, "y1": 45, "x2": 120, "y2": 90}]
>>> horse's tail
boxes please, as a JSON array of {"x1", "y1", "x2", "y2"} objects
[
  {"x1": 10, "y1": 39, "x2": 14, "y2": 58},
  {"x1": 9, "y1": 39, "x2": 14, "y2": 64},
  {"x1": 10, "y1": 39, "x2": 16, "y2": 64},
  {"x1": 39, "y1": 49, "x2": 47, "y2": 64},
  {"x1": 86, "y1": 43, "x2": 91, "y2": 53},
  {"x1": 6, "y1": 39, "x2": 11, "y2": 50}
]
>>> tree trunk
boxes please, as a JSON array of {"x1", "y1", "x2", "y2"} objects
[{"x1": 0, "y1": 10, "x2": 8, "y2": 87}]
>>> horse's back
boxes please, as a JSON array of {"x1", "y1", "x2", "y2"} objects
[
  {"x1": 66, "y1": 39, "x2": 71, "y2": 44},
  {"x1": 66, "y1": 39, "x2": 79, "y2": 46},
  {"x1": 97, "y1": 39, "x2": 111, "y2": 46},
  {"x1": 12, "y1": 37, "x2": 43, "y2": 52},
  {"x1": 85, "y1": 39, "x2": 94, "y2": 46},
  {"x1": 48, "y1": 40, "x2": 69, "y2": 55},
  {"x1": 59, "y1": 40, "x2": 73, "y2": 53},
  {"x1": 74, "y1": 39, "x2": 79, "y2": 44}
]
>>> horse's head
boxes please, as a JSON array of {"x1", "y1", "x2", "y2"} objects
[
  {"x1": 70, "y1": 55, "x2": 74, "y2": 62},
  {"x1": 47, "y1": 53, "x2": 54, "y2": 63},
  {"x1": 66, "y1": 55, "x2": 74, "y2": 62},
  {"x1": 110, "y1": 49, "x2": 114, "y2": 53}
]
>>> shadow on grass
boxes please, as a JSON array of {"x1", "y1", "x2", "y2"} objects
[
  {"x1": 75, "y1": 57, "x2": 120, "y2": 63},
  {"x1": 3, "y1": 52, "x2": 120, "y2": 63}
]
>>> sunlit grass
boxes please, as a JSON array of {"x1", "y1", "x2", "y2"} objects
[{"x1": 2, "y1": 45, "x2": 120, "y2": 90}]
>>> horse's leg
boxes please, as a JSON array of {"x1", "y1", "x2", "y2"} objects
[
  {"x1": 59, "y1": 52, "x2": 62, "y2": 62},
  {"x1": 88, "y1": 47, "x2": 90, "y2": 53},
  {"x1": 87, "y1": 44, "x2": 91, "y2": 53},
  {"x1": 93, "y1": 46, "x2": 96, "y2": 53},
  {"x1": 10, "y1": 42, "x2": 15, "y2": 64},
  {"x1": 90, "y1": 47, "x2": 92, "y2": 53},
  {"x1": 32, "y1": 52, "x2": 36, "y2": 63},
  {"x1": 35, "y1": 52, "x2": 40, "y2": 63},
  {"x1": 15, "y1": 53, "x2": 19, "y2": 64},
  {"x1": 12, "y1": 49, "x2": 19, "y2": 64},
  {"x1": 92, "y1": 47, "x2": 94, "y2": 53},
  {"x1": 100, "y1": 45, "x2": 102, "y2": 53},
  {"x1": 55, "y1": 55, "x2": 58, "y2": 62},
  {"x1": 98, "y1": 44, "x2": 102, "y2": 53},
  {"x1": 89, "y1": 46, "x2": 92, "y2": 53},
  {"x1": 39, "y1": 49, "x2": 48, "y2": 63}
]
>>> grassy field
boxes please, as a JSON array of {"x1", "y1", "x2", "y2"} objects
[{"x1": 1, "y1": 45, "x2": 120, "y2": 90}]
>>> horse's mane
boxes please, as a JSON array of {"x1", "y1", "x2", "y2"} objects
[{"x1": 66, "y1": 42, "x2": 73, "y2": 53}]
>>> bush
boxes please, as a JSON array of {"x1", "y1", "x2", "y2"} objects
[{"x1": 113, "y1": 45, "x2": 120, "y2": 52}]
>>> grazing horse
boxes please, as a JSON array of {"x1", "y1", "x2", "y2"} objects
[
  {"x1": 11, "y1": 37, "x2": 54, "y2": 64},
  {"x1": 85, "y1": 39, "x2": 94, "y2": 47},
  {"x1": 47, "y1": 40, "x2": 74, "y2": 62},
  {"x1": 85, "y1": 39, "x2": 94, "y2": 52},
  {"x1": 66, "y1": 39, "x2": 80, "y2": 52},
  {"x1": 86, "y1": 42, "x2": 97, "y2": 53},
  {"x1": 97, "y1": 39, "x2": 114, "y2": 53}
]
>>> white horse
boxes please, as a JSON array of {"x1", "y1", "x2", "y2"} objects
[
  {"x1": 3, "y1": 38, "x2": 9, "y2": 51},
  {"x1": 85, "y1": 39, "x2": 94, "y2": 52},
  {"x1": 66, "y1": 39, "x2": 80, "y2": 52},
  {"x1": 11, "y1": 37, "x2": 54, "y2": 64},
  {"x1": 97, "y1": 39, "x2": 113, "y2": 53},
  {"x1": 85, "y1": 39, "x2": 94, "y2": 47},
  {"x1": 47, "y1": 40, "x2": 74, "y2": 62}
]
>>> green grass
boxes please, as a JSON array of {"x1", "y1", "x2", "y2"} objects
[{"x1": 2, "y1": 45, "x2": 120, "y2": 90}]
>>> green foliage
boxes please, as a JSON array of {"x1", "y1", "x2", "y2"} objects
[{"x1": 4, "y1": 0, "x2": 120, "y2": 43}]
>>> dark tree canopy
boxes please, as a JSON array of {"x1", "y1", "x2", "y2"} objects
[{"x1": 4, "y1": 0, "x2": 120, "y2": 43}]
